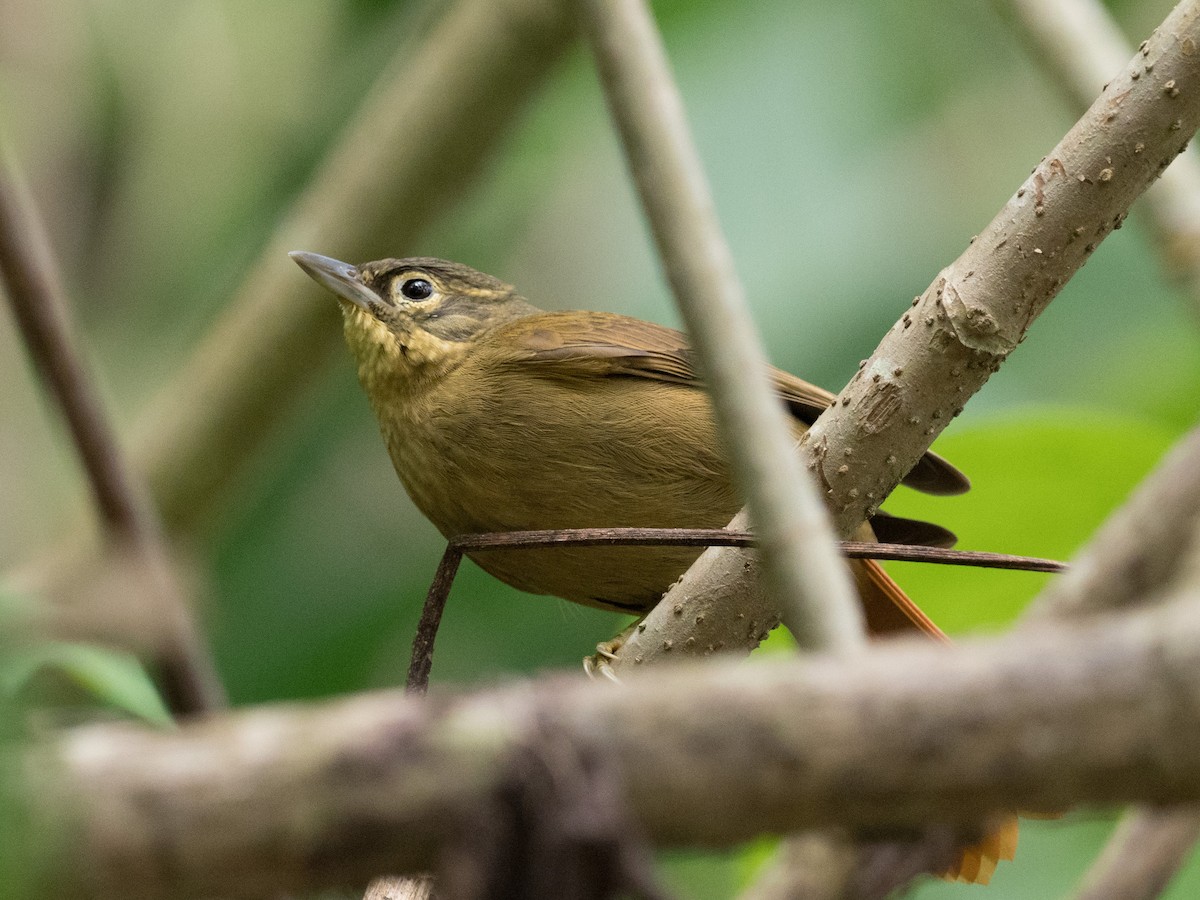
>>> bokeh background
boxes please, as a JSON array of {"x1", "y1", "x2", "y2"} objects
[{"x1": 2, "y1": 0, "x2": 1198, "y2": 896}]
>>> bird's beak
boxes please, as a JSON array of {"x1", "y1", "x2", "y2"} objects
[{"x1": 289, "y1": 251, "x2": 386, "y2": 312}]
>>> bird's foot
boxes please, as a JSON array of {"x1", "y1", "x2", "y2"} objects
[{"x1": 582, "y1": 619, "x2": 643, "y2": 682}]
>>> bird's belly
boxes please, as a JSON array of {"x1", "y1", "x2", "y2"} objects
[{"x1": 380, "y1": 378, "x2": 742, "y2": 611}]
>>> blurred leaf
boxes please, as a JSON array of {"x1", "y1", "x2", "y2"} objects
[
  {"x1": 881, "y1": 410, "x2": 1179, "y2": 633},
  {"x1": 759, "y1": 409, "x2": 1177, "y2": 643},
  {"x1": 0, "y1": 589, "x2": 59, "y2": 899},
  {"x1": 2, "y1": 642, "x2": 171, "y2": 727},
  {"x1": 658, "y1": 847, "x2": 745, "y2": 900},
  {"x1": 0, "y1": 738, "x2": 43, "y2": 900}
]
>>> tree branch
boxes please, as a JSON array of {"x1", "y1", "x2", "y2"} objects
[
  {"x1": 1000, "y1": 0, "x2": 1200, "y2": 316},
  {"x1": 576, "y1": 0, "x2": 863, "y2": 653},
  {"x1": 1074, "y1": 806, "x2": 1200, "y2": 900},
  {"x1": 0, "y1": 162, "x2": 149, "y2": 540},
  {"x1": 42, "y1": 590, "x2": 1200, "y2": 900},
  {"x1": 0, "y1": 151, "x2": 224, "y2": 716}
]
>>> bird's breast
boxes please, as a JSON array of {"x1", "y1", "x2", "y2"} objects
[{"x1": 367, "y1": 363, "x2": 745, "y2": 608}]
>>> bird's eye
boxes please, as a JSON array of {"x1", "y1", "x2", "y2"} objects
[{"x1": 398, "y1": 278, "x2": 434, "y2": 301}]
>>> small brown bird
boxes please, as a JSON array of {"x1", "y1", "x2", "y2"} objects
[
  {"x1": 291, "y1": 250, "x2": 1016, "y2": 882},
  {"x1": 290, "y1": 251, "x2": 967, "y2": 627}
]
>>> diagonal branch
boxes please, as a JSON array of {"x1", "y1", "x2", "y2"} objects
[
  {"x1": 0, "y1": 151, "x2": 224, "y2": 715},
  {"x1": 1073, "y1": 806, "x2": 1200, "y2": 900},
  {"x1": 0, "y1": 157, "x2": 154, "y2": 539},
  {"x1": 1000, "y1": 0, "x2": 1200, "y2": 317},
  {"x1": 576, "y1": 0, "x2": 864, "y2": 654}
]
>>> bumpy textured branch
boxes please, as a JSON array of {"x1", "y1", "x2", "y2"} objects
[
  {"x1": 811, "y1": 1, "x2": 1200, "y2": 536},
  {"x1": 43, "y1": 593, "x2": 1200, "y2": 900},
  {"x1": 1002, "y1": 0, "x2": 1200, "y2": 315}
]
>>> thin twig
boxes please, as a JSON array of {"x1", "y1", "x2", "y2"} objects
[
  {"x1": 405, "y1": 531, "x2": 1064, "y2": 692},
  {"x1": 449, "y1": 528, "x2": 1066, "y2": 572},
  {"x1": 576, "y1": 0, "x2": 865, "y2": 654},
  {"x1": 0, "y1": 150, "x2": 225, "y2": 716},
  {"x1": 405, "y1": 546, "x2": 462, "y2": 694},
  {"x1": 836, "y1": 542, "x2": 1062, "y2": 572}
]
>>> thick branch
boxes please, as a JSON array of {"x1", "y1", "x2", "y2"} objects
[
  {"x1": 44, "y1": 593, "x2": 1200, "y2": 900},
  {"x1": 576, "y1": 0, "x2": 863, "y2": 653},
  {"x1": 610, "y1": 0, "x2": 1200, "y2": 671}
]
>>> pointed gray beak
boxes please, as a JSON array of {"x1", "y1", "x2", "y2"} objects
[{"x1": 289, "y1": 251, "x2": 385, "y2": 312}]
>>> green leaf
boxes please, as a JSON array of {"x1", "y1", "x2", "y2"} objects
[
  {"x1": 1, "y1": 643, "x2": 172, "y2": 727},
  {"x1": 760, "y1": 408, "x2": 1179, "y2": 656},
  {"x1": 881, "y1": 409, "x2": 1179, "y2": 633}
]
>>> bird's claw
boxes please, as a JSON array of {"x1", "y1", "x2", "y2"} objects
[{"x1": 583, "y1": 620, "x2": 645, "y2": 681}]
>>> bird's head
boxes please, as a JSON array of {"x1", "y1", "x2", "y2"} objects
[{"x1": 290, "y1": 251, "x2": 538, "y2": 387}]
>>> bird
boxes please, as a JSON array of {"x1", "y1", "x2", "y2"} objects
[{"x1": 291, "y1": 250, "x2": 1017, "y2": 882}]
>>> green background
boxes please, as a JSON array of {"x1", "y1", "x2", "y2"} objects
[{"x1": 1, "y1": 0, "x2": 1197, "y2": 896}]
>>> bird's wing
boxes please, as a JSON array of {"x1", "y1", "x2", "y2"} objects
[
  {"x1": 501, "y1": 310, "x2": 833, "y2": 410},
  {"x1": 497, "y1": 310, "x2": 967, "y2": 496}
]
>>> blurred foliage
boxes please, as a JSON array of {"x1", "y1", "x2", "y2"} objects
[
  {"x1": 0, "y1": 588, "x2": 59, "y2": 900},
  {"x1": 885, "y1": 413, "x2": 1179, "y2": 633},
  {"x1": 2, "y1": 641, "x2": 172, "y2": 727},
  {"x1": 2, "y1": 0, "x2": 1199, "y2": 896}
]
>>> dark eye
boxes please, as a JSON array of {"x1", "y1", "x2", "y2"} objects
[{"x1": 399, "y1": 278, "x2": 433, "y2": 301}]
